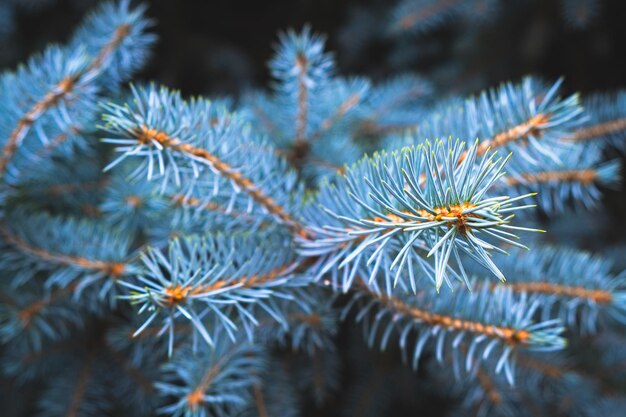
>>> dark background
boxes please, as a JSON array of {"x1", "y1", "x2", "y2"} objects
[{"x1": 5, "y1": 0, "x2": 626, "y2": 96}]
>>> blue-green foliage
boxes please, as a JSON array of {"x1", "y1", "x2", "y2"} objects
[
  {"x1": 576, "y1": 89, "x2": 626, "y2": 150},
  {"x1": 0, "y1": 211, "x2": 137, "y2": 289},
  {"x1": 122, "y1": 232, "x2": 308, "y2": 355},
  {"x1": 481, "y1": 246, "x2": 626, "y2": 332},
  {"x1": 346, "y1": 284, "x2": 565, "y2": 382},
  {"x1": 243, "y1": 26, "x2": 433, "y2": 184},
  {"x1": 500, "y1": 144, "x2": 620, "y2": 214},
  {"x1": 156, "y1": 336, "x2": 265, "y2": 417},
  {"x1": 1, "y1": 2, "x2": 625, "y2": 417},
  {"x1": 438, "y1": 351, "x2": 603, "y2": 417},
  {"x1": 299, "y1": 139, "x2": 538, "y2": 292},
  {"x1": 101, "y1": 84, "x2": 304, "y2": 231},
  {"x1": 0, "y1": 0, "x2": 153, "y2": 187}
]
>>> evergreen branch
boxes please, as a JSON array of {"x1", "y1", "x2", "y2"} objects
[
  {"x1": 349, "y1": 283, "x2": 565, "y2": 380},
  {"x1": 560, "y1": 89, "x2": 626, "y2": 150},
  {"x1": 270, "y1": 25, "x2": 333, "y2": 147},
  {"x1": 156, "y1": 337, "x2": 264, "y2": 417},
  {"x1": 0, "y1": 224, "x2": 126, "y2": 278},
  {"x1": 185, "y1": 352, "x2": 235, "y2": 408},
  {"x1": 2, "y1": 149, "x2": 106, "y2": 218},
  {"x1": 159, "y1": 262, "x2": 298, "y2": 307},
  {"x1": 299, "y1": 139, "x2": 539, "y2": 292},
  {"x1": 14, "y1": 285, "x2": 77, "y2": 325},
  {"x1": 499, "y1": 143, "x2": 620, "y2": 214},
  {"x1": 170, "y1": 194, "x2": 263, "y2": 226},
  {"x1": 474, "y1": 246, "x2": 626, "y2": 333},
  {"x1": 396, "y1": 113, "x2": 555, "y2": 186},
  {"x1": 69, "y1": 0, "x2": 155, "y2": 87},
  {"x1": 471, "y1": 113, "x2": 551, "y2": 158},
  {"x1": 295, "y1": 53, "x2": 309, "y2": 146},
  {"x1": 504, "y1": 168, "x2": 600, "y2": 186},
  {"x1": 0, "y1": 212, "x2": 136, "y2": 293},
  {"x1": 121, "y1": 233, "x2": 309, "y2": 355},
  {"x1": 404, "y1": 77, "x2": 584, "y2": 166},
  {"x1": 497, "y1": 282, "x2": 612, "y2": 304},
  {"x1": 449, "y1": 350, "x2": 617, "y2": 417},
  {"x1": 254, "y1": 27, "x2": 367, "y2": 182},
  {"x1": 0, "y1": 283, "x2": 86, "y2": 349},
  {"x1": 563, "y1": 118, "x2": 626, "y2": 142},
  {"x1": 361, "y1": 286, "x2": 534, "y2": 346},
  {"x1": 475, "y1": 366, "x2": 503, "y2": 407},
  {"x1": 308, "y1": 93, "x2": 362, "y2": 141},
  {"x1": 134, "y1": 126, "x2": 299, "y2": 228},
  {"x1": 0, "y1": 0, "x2": 153, "y2": 186},
  {"x1": 101, "y1": 85, "x2": 305, "y2": 233},
  {"x1": 2, "y1": 2, "x2": 625, "y2": 414},
  {"x1": 0, "y1": 18, "x2": 130, "y2": 180},
  {"x1": 199, "y1": 140, "x2": 299, "y2": 228}
]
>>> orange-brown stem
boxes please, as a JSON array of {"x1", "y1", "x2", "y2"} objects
[
  {"x1": 136, "y1": 126, "x2": 304, "y2": 233},
  {"x1": 171, "y1": 195, "x2": 263, "y2": 225},
  {"x1": 369, "y1": 204, "x2": 478, "y2": 235},
  {"x1": 33, "y1": 125, "x2": 81, "y2": 161},
  {"x1": 253, "y1": 384, "x2": 269, "y2": 417},
  {"x1": 562, "y1": 118, "x2": 626, "y2": 142},
  {"x1": 504, "y1": 169, "x2": 598, "y2": 186},
  {"x1": 0, "y1": 24, "x2": 131, "y2": 180},
  {"x1": 356, "y1": 121, "x2": 418, "y2": 137},
  {"x1": 494, "y1": 282, "x2": 613, "y2": 304},
  {"x1": 162, "y1": 262, "x2": 297, "y2": 307},
  {"x1": 458, "y1": 113, "x2": 551, "y2": 164},
  {"x1": 516, "y1": 355, "x2": 564, "y2": 379},
  {"x1": 295, "y1": 52, "x2": 309, "y2": 145},
  {"x1": 289, "y1": 313, "x2": 322, "y2": 328},
  {"x1": 186, "y1": 353, "x2": 233, "y2": 409},
  {"x1": 45, "y1": 178, "x2": 108, "y2": 196},
  {"x1": 309, "y1": 93, "x2": 361, "y2": 141},
  {"x1": 329, "y1": 204, "x2": 480, "y2": 253},
  {"x1": 17, "y1": 283, "x2": 78, "y2": 324},
  {"x1": 364, "y1": 287, "x2": 530, "y2": 345},
  {"x1": 476, "y1": 366, "x2": 502, "y2": 405},
  {"x1": 405, "y1": 113, "x2": 551, "y2": 185},
  {"x1": 0, "y1": 225, "x2": 126, "y2": 278}
]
